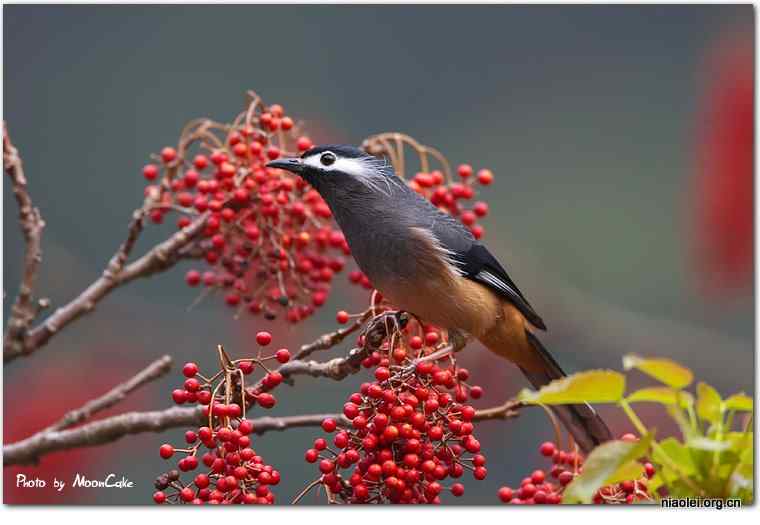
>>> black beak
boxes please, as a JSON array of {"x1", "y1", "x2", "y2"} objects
[{"x1": 266, "y1": 157, "x2": 304, "y2": 174}]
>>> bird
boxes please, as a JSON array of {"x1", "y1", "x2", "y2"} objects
[{"x1": 267, "y1": 145, "x2": 612, "y2": 453}]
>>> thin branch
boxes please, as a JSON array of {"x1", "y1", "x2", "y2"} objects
[
  {"x1": 471, "y1": 399, "x2": 523, "y2": 421},
  {"x1": 293, "y1": 309, "x2": 372, "y2": 361},
  {"x1": 4, "y1": 212, "x2": 209, "y2": 363},
  {"x1": 44, "y1": 355, "x2": 174, "y2": 433},
  {"x1": 3, "y1": 122, "x2": 46, "y2": 357}
]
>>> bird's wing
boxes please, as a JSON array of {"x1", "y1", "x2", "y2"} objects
[{"x1": 427, "y1": 211, "x2": 546, "y2": 330}]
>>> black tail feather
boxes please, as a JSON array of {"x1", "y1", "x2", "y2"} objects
[{"x1": 520, "y1": 332, "x2": 613, "y2": 454}]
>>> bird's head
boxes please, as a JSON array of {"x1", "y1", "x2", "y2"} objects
[{"x1": 266, "y1": 145, "x2": 395, "y2": 196}]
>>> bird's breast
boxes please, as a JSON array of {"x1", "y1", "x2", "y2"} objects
[{"x1": 349, "y1": 226, "x2": 502, "y2": 337}]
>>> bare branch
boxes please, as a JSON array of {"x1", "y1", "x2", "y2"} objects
[
  {"x1": 293, "y1": 309, "x2": 372, "y2": 361},
  {"x1": 3, "y1": 122, "x2": 46, "y2": 357},
  {"x1": 2, "y1": 406, "x2": 340, "y2": 466},
  {"x1": 44, "y1": 355, "x2": 174, "y2": 433},
  {"x1": 4, "y1": 212, "x2": 209, "y2": 363},
  {"x1": 3, "y1": 399, "x2": 520, "y2": 467},
  {"x1": 4, "y1": 406, "x2": 204, "y2": 466},
  {"x1": 470, "y1": 399, "x2": 522, "y2": 421}
]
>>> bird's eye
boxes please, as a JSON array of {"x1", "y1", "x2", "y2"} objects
[{"x1": 320, "y1": 152, "x2": 336, "y2": 166}]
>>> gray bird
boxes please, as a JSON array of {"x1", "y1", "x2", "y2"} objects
[{"x1": 268, "y1": 145, "x2": 612, "y2": 452}]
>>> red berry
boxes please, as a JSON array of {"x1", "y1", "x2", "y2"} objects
[
  {"x1": 161, "y1": 147, "x2": 177, "y2": 163},
  {"x1": 558, "y1": 471, "x2": 574, "y2": 486},
  {"x1": 473, "y1": 201, "x2": 489, "y2": 217},
  {"x1": 172, "y1": 389, "x2": 187, "y2": 404},
  {"x1": 457, "y1": 164, "x2": 473, "y2": 179},
  {"x1": 264, "y1": 371, "x2": 283, "y2": 388},
  {"x1": 451, "y1": 483, "x2": 465, "y2": 497},
  {"x1": 185, "y1": 270, "x2": 201, "y2": 287},
  {"x1": 256, "y1": 331, "x2": 272, "y2": 346},
  {"x1": 473, "y1": 466, "x2": 487, "y2": 480},
  {"x1": 182, "y1": 362, "x2": 199, "y2": 378},
  {"x1": 336, "y1": 310, "x2": 350, "y2": 324},
  {"x1": 321, "y1": 418, "x2": 338, "y2": 433},
  {"x1": 142, "y1": 164, "x2": 159, "y2": 181},
  {"x1": 238, "y1": 419, "x2": 254, "y2": 434},
  {"x1": 477, "y1": 169, "x2": 493, "y2": 185},
  {"x1": 153, "y1": 491, "x2": 166, "y2": 504},
  {"x1": 159, "y1": 444, "x2": 174, "y2": 459},
  {"x1": 531, "y1": 470, "x2": 545, "y2": 484},
  {"x1": 193, "y1": 155, "x2": 209, "y2": 170},
  {"x1": 498, "y1": 486, "x2": 513, "y2": 502},
  {"x1": 257, "y1": 393, "x2": 276, "y2": 408},
  {"x1": 239, "y1": 360, "x2": 255, "y2": 374},
  {"x1": 539, "y1": 442, "x2": 556, "y2": 457},
  {"x1": 305, "y1": 449, "x2": 318, "y2": 463},
  {"x1": 275, "y1": 348, "x2": 291, "y2": 363}
]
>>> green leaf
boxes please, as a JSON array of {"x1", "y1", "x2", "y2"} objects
[
  {"x1": 654, "y1": 437, "x2": 697, "y2": 476},
  {"x1": 665, "y1": 403, "x2": 697, "y2": 441},
  {"x1": 562, "y1": 435, "x2": 652, "y2": 503},
  {"x1": 623, "y1": 354, "x2": 693, "y2": 389},
  {"x1": 518, "y1": 370, "x2": 626, "y2": 405},
  {"x1": 696, "y1": 382, "x2": 722, "y2": 424},
  {"x1": 687, "y1": 436, "x2": 731, "y2": 452},
  {"x1": 626, "y1": 387, "x2": 694, "y2": 408},
  {"x1": 726, "y1": 432, "x2": 753, "y2": 452},
  {"x1": 725, "y1": 432, "x2": 753, "y2": 466},
  {"x1": 724, "y1": 393, "x2": 753, "y2": 412}
]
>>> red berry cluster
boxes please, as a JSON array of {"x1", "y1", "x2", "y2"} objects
[
  {"x1": 497, "y1": 436, "x2": 655, "y2": 505},
  {"x1": 299, "y1": 314, "x2": 486, "y2": 504},
  {"x1": 154, "y1": 333, "x2": 290, "y2": 504},
  {"x1": 142, "y1": 98, "x2": 349, "y2": 323},
  {"x1": 410, "y1": 164, "x2": 493, "y2": 240}
]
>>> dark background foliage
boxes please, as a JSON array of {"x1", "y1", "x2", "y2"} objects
[{"x1": 3, "y1": 4, "x2": 753, "y2": 504}]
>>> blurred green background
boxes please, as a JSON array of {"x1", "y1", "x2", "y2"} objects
[{"x1": 3, "y1": 4, "x2": 754, "y2": 504}]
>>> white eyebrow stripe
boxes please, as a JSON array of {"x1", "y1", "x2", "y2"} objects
[
  {"x1": 302, "y1": 153, "x2": 366, "y2": 175},
  {"x1": 302, "y1": 152, "x2": 399, "y2": 196}
]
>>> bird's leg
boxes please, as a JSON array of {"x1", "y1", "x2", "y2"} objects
[{"x1": 446, "y1": 328, "x2": 470, "y2": 352}]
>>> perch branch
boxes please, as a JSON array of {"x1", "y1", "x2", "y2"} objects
[{"x1": 253, "y1": 311, "x2": 410, "y2": 393}]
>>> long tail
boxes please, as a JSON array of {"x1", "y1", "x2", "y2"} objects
[{"x1": 520, "y1": 331, "x2": 613, "y2": 453}]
